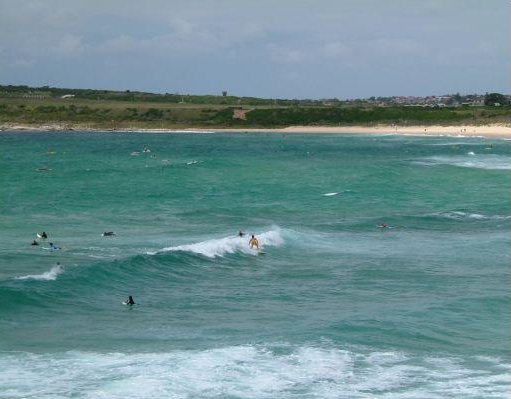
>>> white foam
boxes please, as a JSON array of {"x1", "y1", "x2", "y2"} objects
[
  {"x1": 15, "y1": 264, "x2": 63, "y2": 281},
  {"x1": 323, "y1": 192, "x2": 338, "y2": 196},
  {"x1": 149, "y1": 229, "x2": 284, "y2": 258},
  {"x1": 416, "y1": 155, "x2": 511, "y2": 170},
  {"x1": 436, "y1": 211, "x2": 511, "y2": 221},
  {"x1": 0, "y1": 346, "x2": 509, "y2": 398},
  {"x1": 467, "y1": 151, "x2": 475, "y2": 155}
]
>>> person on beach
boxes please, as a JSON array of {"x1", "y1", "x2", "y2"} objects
[{"x1": 249, "y1": 235, "x2": 259, "y2": 249}]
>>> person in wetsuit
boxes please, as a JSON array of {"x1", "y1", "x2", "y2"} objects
[{"x1": 126, "y1": 295, "x2": 135, "y2": 305}]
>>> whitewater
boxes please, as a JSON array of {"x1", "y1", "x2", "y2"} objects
[{"x1": 0, "y1": 131, "x2": 509, "y2": 398}]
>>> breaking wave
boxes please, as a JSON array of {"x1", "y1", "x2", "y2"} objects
[
  {"x1": 15, "y1": 264, "x2": 64, "y2": 281},
  {"x1": 1, "y1": 345, "x2": 509, "y2": 399},
  {"x1": 148, "y1": 228, "x2": 284, "y2": 258}
]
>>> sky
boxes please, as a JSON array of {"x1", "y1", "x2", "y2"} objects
[{"x1": 0, "y1": 0, "x2": 509, "y2": 99}]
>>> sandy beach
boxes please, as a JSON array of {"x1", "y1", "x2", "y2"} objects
[{"x1": 1, "y1": 123, "x2": 511, "y2": 138}]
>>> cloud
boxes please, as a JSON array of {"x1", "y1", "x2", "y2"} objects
[
  {"x1": 320, "y1": 42, "x2": 351, "y2": 59},
  {"x1": 52, "y1": 34, "x2": 86, "y2": 57},
  {"x1": 267, "y1": 44, "x2": 309, "y2": 64},
  {"x1": 0, "y1": 0, "x2": 509, "y2": 97},
  {"x1": 11, "y1": 59, "x2": 34, "y2": 68}
]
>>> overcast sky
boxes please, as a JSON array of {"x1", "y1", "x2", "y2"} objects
[{"x1": 0, "y1": 0, "x2": 509, "y2": 99}]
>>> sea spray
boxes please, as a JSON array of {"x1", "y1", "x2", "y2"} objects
[{"x1": 15, "y1": 264, "x2": 64, "y2": 281}]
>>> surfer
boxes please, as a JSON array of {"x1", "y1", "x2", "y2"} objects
[
  {"x1": 238, "y1": 230, "x2": 245, "y2": 237},
  {"x1": 125, "y1": 295, "x2": 135, "y2": 305},
  {"x1": 31, "y1": 240, "x2": 39, "y2": 246},
  {"x1": 249, "y1": 235, "x2": 259, "y2": 249},
  {"x1": 49, "y1": 242, "x2": 61, "y2": 251},
  {"x1": 38, "y1": 231, "x2": 48, "y2": 239},
  {"x1": 378, "y1": 223, "x2": 388, "y2": 229},
  {"x1": 102, "y1": 231, "x2": 116, "y2": 237}
]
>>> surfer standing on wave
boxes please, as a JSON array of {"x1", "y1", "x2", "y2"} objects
[{"x1": 249, "y1": 235, "x2": 259, "y2": 249}]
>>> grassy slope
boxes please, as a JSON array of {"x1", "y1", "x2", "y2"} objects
[{"x1": 1, "y1": 86, "x2": 510, "y2": 129}]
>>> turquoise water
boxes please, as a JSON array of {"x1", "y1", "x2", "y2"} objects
[{"x1": 0, "y1": 131, "x2": 510, "y2": 398}]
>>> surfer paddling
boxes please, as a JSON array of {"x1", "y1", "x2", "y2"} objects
[
  {"x1": 249, "y1": 235, "x2": 259, "y2": 249},
  {"x1": 124, "y1": 295, "x2": 135, "y2": 306}
]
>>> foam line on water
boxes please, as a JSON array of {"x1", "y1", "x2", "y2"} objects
[
  {"x1": 149, "y1": 228, "x2": 284, "y2": 258},
  {"x1": 415, "y1": 155, "x2": 511, "y2": 170},
  {"x1": 1, "y1": 346, "x2": 509, "y2": 398},
  {"x1": 433, "y1": 211, "x2": 511, "y2": 221},
  {"x1": 15, "y1": 264, "x2": 64, "y2": 281}
]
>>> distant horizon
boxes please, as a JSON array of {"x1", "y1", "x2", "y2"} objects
[
  {"x1": 1, "y1": 0, "x2": 509, "y2": 99},
  {"x1": 1, "y1": 82, "x2": 509, "y2": 102}
]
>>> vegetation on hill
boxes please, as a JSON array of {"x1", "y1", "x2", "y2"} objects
[{"x1": 0, "y1": 85, "x2": 510, "y2": 129}]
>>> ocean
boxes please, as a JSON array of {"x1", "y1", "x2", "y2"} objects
[{"x1": 0, "y1": 131, "x2": 510, "y2": 398}]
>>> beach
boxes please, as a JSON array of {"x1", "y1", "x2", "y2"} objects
[{"x1": 1, "y1": 123, "x2": 510, "y2": 138}]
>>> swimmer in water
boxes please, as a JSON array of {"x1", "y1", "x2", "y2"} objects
[
  {"x1": 238, "y1": 230, "x2": 245, "y2": 237},
  {"x1": 249, "y1": 235, "x2": 259, "y2": 249},
  {"x1": 31, "y1": 240, "x2": 39, "y2": 246}
]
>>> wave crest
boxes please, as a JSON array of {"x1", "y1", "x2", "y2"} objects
[
  {"x1": 15, "y1": 264, "x2": 64, "y2": 281},
  {"x1": 150, "y1": 229, "x2": 284, "y2": 258}
]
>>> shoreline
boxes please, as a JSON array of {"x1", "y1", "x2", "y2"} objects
[{"x1": 1, "y1": 123, "x2": 511, "y2": 138}]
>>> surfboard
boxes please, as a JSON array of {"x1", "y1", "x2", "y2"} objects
[{"x1": 42, "y1": 246, "x2": 61, "y2": 251}]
